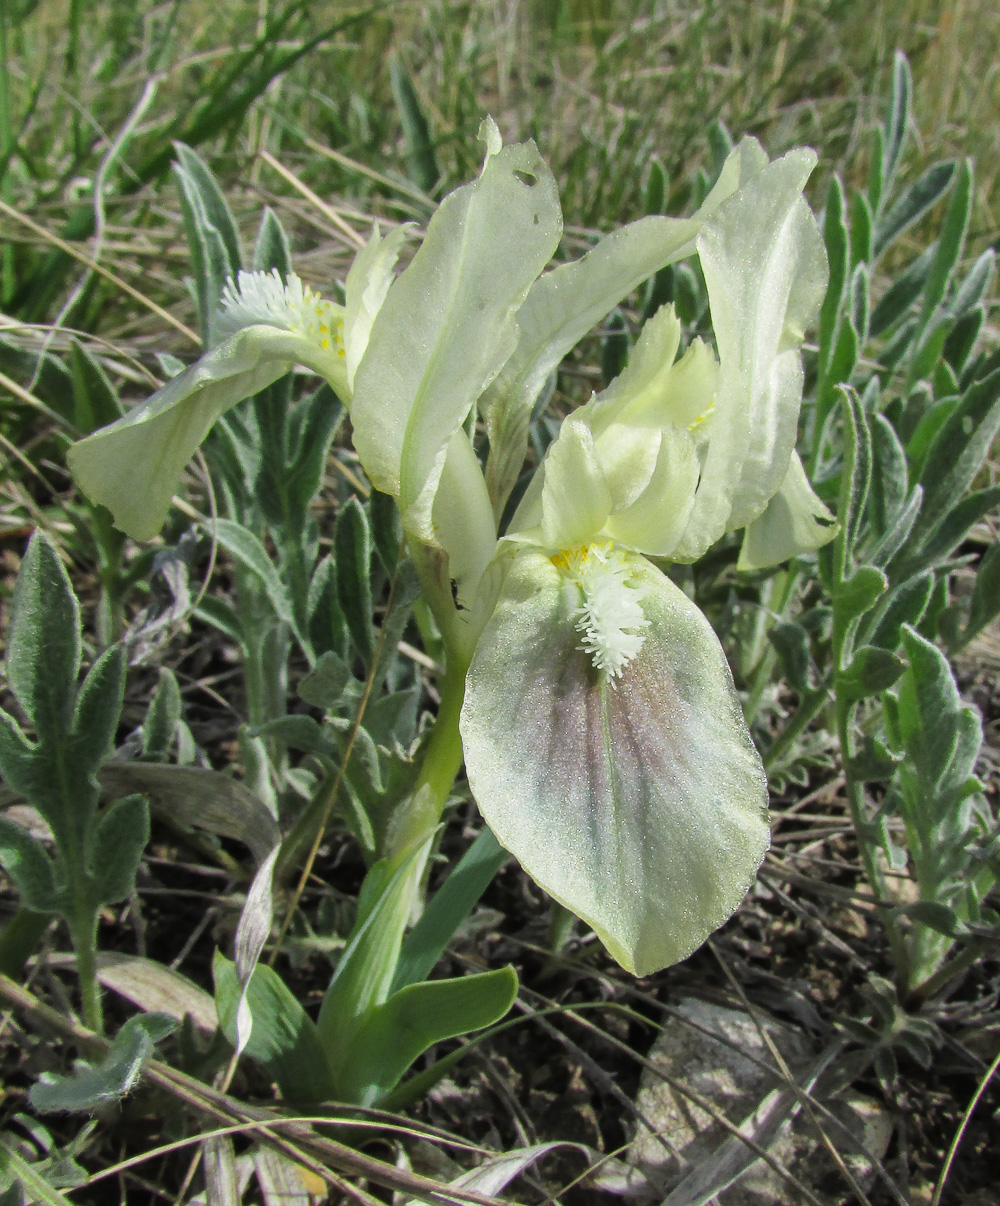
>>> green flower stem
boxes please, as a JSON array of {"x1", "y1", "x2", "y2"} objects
[
  {"x1": 326, "y1": 542, "x2": 475, "y2": 1024},
  {"x1": 46, "y1": 744, "x2": 105, "y2": 1034},
  {"x1": 68, "y1": 909, "x2": 103, "y2": 1035},
  {"x1": 385, "y1": 654, "x2": 468, "y2": 863},
  {"x1": 92, "y1": 511, "x2": 128, "y2": 646},
  {"x1": 386, "y1": 533, "x2": 482, "y2": 863},
  {"x1": 316, "y1": 654, "x2": 470, "y2": 1048}
]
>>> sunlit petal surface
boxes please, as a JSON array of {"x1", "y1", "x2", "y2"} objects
[{"x1": 462, "y1": 549, "x2": 769, "y2": 975}]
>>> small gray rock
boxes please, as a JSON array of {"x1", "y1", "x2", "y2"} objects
[{"x1": 627, "y1": 997, "x2": 892, "y2": 1205}]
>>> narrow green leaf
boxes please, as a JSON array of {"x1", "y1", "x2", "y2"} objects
[
  {"x1": 90, "y1": 795, "x2": 150, "y2": 905},
  {"x1": 906, "y1": 396, "x2": 958, "y2": 479},
  {"x1": 866, "y1": 125, "x2": 885, "y2": 216},
  {"x1": 306, "y1": 555, "x2": 349, "y2": 662},
  {"x1": 0, "y1": 1145, "x2": 79, "y2": 1206},
  {"x1": 0, "y1": 709, "x2": 38, "y2": 799},
  {"x1": 0, "y1": 335, "x2": 75, "y2": 425},
  {"x1": 195, "y1": 596, "x2": 245, "y2": 645},
  {"x1": 369, "y1": 489, "x2": 403, "y2": 575},
  {"x1": 0, "y1": 1173, "x2": 23, "y2": 1206},
  {"x1": 818, "y1": 175, "x2": 848, "y2": 377},
  {"x1": 961, "y1": 544, "x2": 1000, "y2": 645},
  {"x1": 943, "y1": 306, "x2": 984, "y2": 375},
  {"x1": 882, "y1": 51, "x2": 912, "y2": 195},
  {"x1": 283, "y1": 385, "x2": 344, "y2": 529},
  {"x1": 833, "y1": 389, "x2": 872, "y2": 581},
  {"x1": 369, "y1": 559, "x2": 422, "y2": 695},
  {"x1": 600, "y1": 310, "x2": 630, "y2": 387},
  {"x1": 867, "y1": 413, "x2": 909, "y2": 537},
  {"x1": 210, "y1": 518, "x2": 295, "y2": 628},
  {"x1": 922, "y1": 158, "x2": 972, "y2": 318},
  {"x1": 865, "y1": 485, "x2": 922, "y2": 569},
  {"x1": 897, "y1": 624, "x2": 981, "y2": 792},
  {"x1": 642, "y1": 261, "x2": 676, "y2": 321},
  {"x1": 173, "y1": 143, "x2": 243, "y2": 346},
  {"x1": 337, "y1": 966, "x2": 518, "y2": 1105},
  {"x1": 934, "y1": 358, "x2": 960, "y2": 399},
  {"x1": 908, "y1": 485, "x2": 1000, "y2": 571},
  {"x1": 7, "y1": 532, "x2": 80, "y2": 741},
  {"x1": 892, "y1": 901, "x2": 965, "y2": 939},
  {"x1": 817, "y1": 317, "x2": 858, "y2": 440},
  {"x1": 70, "y1": 643, "x2": 126, "y2": 775},
  {"x1": 318, "y1": 841, "x2": 432, "y2": 1053},
  {"x1": 0, "y1": 908, "x2": 52, "y2": 978},
  {"x1": 644, "y1": 155, "x2": 668, "y2": 216},
  {"x1": 334, "y1": 498, "x2": 374, "y2": 665},
  {"x1": 850, "y1": 263, "x2": 870, "y2": 343},
  {"x1": 912, "y1": 370, "x2": 1000, "y2": 556},
  {"x1": 873, "y1": 161, "x2": 956, "y2": 260},
  {"x1": 251, "y1": 714, "x2": 331, "y2": 756},
  {"x1": 68, "y1": 340, "x2": 122, "y2": 434},
  {"x1": 142, "y1": 669, "x2": 182, "y2": 760},
  {"x1": 393, "y1": 827, "x2": 509, "y2": 993},
  {"x1": 906, "y1": 316, "x2": 954, "y2": 389},
  {"x1": 389, "y1": 53, "x2": 439, "y2": 194},
  {"x1": 869, "y1": 246, "x2": 933, "y2": 337},
  {"x1": 948, "y1": 249, "x2": 995, "y2": 317},
  {"x1": 878, "y1": 315, "x2": 920, "y2": 380},
  {"x1": 214, "y1": 952, "x2": 334, "y2": 1100},
  {"x1": 30, "y1": 1013, "x2": 175, "y2": 1113},
  {"x1": 847, "y1": 735, "x2": 902, "y2": 782},
  {"x1": 0, "y1": 817, "x2": 60, "y2": 913},
  {"x1": 673, "y1": 261, "x2": 703, "y2": 325},
  {"x1": 707, "y1": 120, "x2": 734, "y2": 177},
  {"x1": 251, "y1": 206, "x2": 291, "y2": 275},
  {"x1": 849, "y1": 191, "x2": 873, "y2": 267},
  {"x1": 97, "y1": 762, "x2": 279, "y2": 864}
]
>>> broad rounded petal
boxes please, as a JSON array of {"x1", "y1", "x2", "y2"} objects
[
  {"x1": 604, "y1": 424, "x2": 699, "y2": 557},
  {"x1": 67, "y1": 327, "x2": 315, "y2": 540},
  {"x1": 461, "y1": 549, "x2": 769, "y2": 975},
  {"x1": 737, "y1": 451, "x2": 837, "y2": 571},
  {"x1": 540, "y1": 418, "x2": 612, "y2": 549}
]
